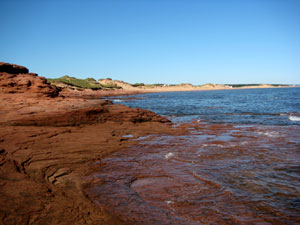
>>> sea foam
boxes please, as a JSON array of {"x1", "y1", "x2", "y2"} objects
[
  {"x1": 165, "y1": 152, "x2": 175, "y2": 159},
  {"x1": 289, "y1": 116, "x2": 300, "y2": 122},
  {"x1": 113, "y1": 99, "x2": 124, "y2": 102},
  {"x1": 257, "y1": 131, "x2": 281, "y2": 138}
]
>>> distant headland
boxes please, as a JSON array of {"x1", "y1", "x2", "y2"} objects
[{"x1": 47, "y1": 74, "x2": 297, "y2": 98}]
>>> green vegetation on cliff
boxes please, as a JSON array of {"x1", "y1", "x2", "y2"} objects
[
  {"x1": 132, "y1": 83, "x2": 145, "y2": 87},
  {"x1": 47, "y1": 76, "x2": 121, "y2": 90}
]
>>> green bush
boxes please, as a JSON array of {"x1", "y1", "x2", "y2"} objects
[
  {"x1": 47, "y1": 76, "x2": 103, "y2": 89},
  {"x1": 102, "y1": 84, "x2": 122, "y2": 89},
  {"x1": 153, "y1": 83, "x2": 164, "y2": 87},
  {"x1": 132, "y1": 83, "x2": 145, "y2": 87},
  {"x1": 227, "y1": 84, "x2": 260, "y2": 88}
]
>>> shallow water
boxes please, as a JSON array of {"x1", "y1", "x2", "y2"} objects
[
  {"x1": 88, "y1": 122, "x2": 300, "y2": 224},
  {"x1": 90, "y1": 88, "x2": 300, "y2": 224}
]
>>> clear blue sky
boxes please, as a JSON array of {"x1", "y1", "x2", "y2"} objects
[{"x1": 1, "y1": 0, "x2": 299, "y2": 84}]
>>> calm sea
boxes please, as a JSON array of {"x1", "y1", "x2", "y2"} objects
[
  {"x1": 90, "y1": 88, "x2": 300, "y2": 224},
  {"x1": 111, "y1": 87, "x2": 300, "y2": 125}
]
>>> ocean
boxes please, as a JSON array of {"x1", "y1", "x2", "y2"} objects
[
  {"x1": 92, "y1": 88, "x2": 300, "y2": 224},
  {"x1": 111, "y1": 87, "x2": 300, "y2": 125}
]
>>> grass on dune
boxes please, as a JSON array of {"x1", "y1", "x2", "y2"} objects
[{"x1": 47, "y1": 76, "x2": 120, "y2": 90}]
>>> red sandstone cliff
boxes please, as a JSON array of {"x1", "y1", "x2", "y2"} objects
[
  {"x1": 0, "y1": 62, "x2": 60, "y2": 97},
  {"x1": 0, "y1": 63, "x2": 177, "y2": 224}
]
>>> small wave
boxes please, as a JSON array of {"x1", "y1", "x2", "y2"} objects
[
  {"x1": 202, "y1": 144, "x2": 224, "y2": 148},
  {"x1": 257, "y1": 131, "x2": 281, "y2": 138},
  {"x1": 289, "y1": 116, "x2": 300, "y2": 122},
  {"x1": 241, "y1": 141, "x2": 248, "y2": 145},
  {"x1": 134, "y1": 135, "x2": 152, "y2": 141},
  {"x1": 113, "y1": 99, "x2": 124, "y2": 102},
  {"x1": 165, "y1": 200, "x2": 174, "y2": 205},
  {"x1": 122, "y1": 134, "x2": 134, "y2": 138},
  {"x1": 165, "y1": 152, "x2": 175, "y2": 159}
]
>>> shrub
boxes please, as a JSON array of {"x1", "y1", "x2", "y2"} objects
[
  {"x1": 47, "y1": 77, "x2": 103, "y2": 89},
  {"x1": 132, "y1": 83, "x2": 145, "y2": 87}
]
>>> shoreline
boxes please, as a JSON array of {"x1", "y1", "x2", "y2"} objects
[
  {"x1": 0, "y1": 63, "x2": 189, "y2": 224},
  {"x1": 0, "y1": 93, "x2": 187, "y2": 224},
  {"x1": 1, "y1": 62, "x2": 299, "y2": 224},
  {"x1": 47, "y1": 71, "x2": 298, "y2": 98},
  {"x1": 60, "y1": 84, "x2": 298, "y2": 100}
]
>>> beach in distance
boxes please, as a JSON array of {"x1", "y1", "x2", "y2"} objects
[
  {"x1": 1, "y1": 0, "x2": 300, "y2": 224},
  {"x1": 46, "y1": 74, "x2": 296, "y2": 99},
  {"x1": 0, "y1": 62, "x2": 300, "y2": 224}
]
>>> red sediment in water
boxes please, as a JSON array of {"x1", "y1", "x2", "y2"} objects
[{"x1": 85, "y1": 121, "x2": 300, "y2": 224}]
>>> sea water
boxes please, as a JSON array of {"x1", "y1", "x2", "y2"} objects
[
  {"x1": 110, "y1": 87, "x2": 300, "y2": 125},
  {"x1": 90, "y1": 88, "x2": 300, "y2": 224}
]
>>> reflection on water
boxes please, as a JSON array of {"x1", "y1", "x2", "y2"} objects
[{"x1": 87, "y1": 122, "x2": 300, "y2": 224}]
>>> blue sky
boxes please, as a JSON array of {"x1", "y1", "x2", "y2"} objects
[{"x1": 1, "y1": 0, "x2": 299, "y2": 84}]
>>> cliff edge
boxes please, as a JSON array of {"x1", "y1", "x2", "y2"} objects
[{"x1": 0, "y1": 62, "x2": 60, "y2": 97}]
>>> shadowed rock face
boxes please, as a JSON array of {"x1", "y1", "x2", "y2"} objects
[
  {"x1": 0, "y1": 62, "x2": 29, "y2": 74},
  {"x1": 0, "y1": 62, "x2": 60, "y2": 97}
]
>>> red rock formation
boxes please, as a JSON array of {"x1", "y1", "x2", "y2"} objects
[
  {"x1": 0, "y1": 62, "x2": 60, "y2": 97},
  {"x1": 0, "y1": 62, "x2": 175, "y2": 224},
  {"x1": 0, "y1": 62, "x2": 29, "y2": 74},
  {"x1": 1, "y1": 98, "x2": 169, "y2": 127}
]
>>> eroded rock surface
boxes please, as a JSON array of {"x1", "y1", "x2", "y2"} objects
[
  {"x1": 0, "y1": 62, "x2": 60, "y2": 97},
  {"x1": 0, "y1": 63, "x2": 177, "y2": 225}
]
